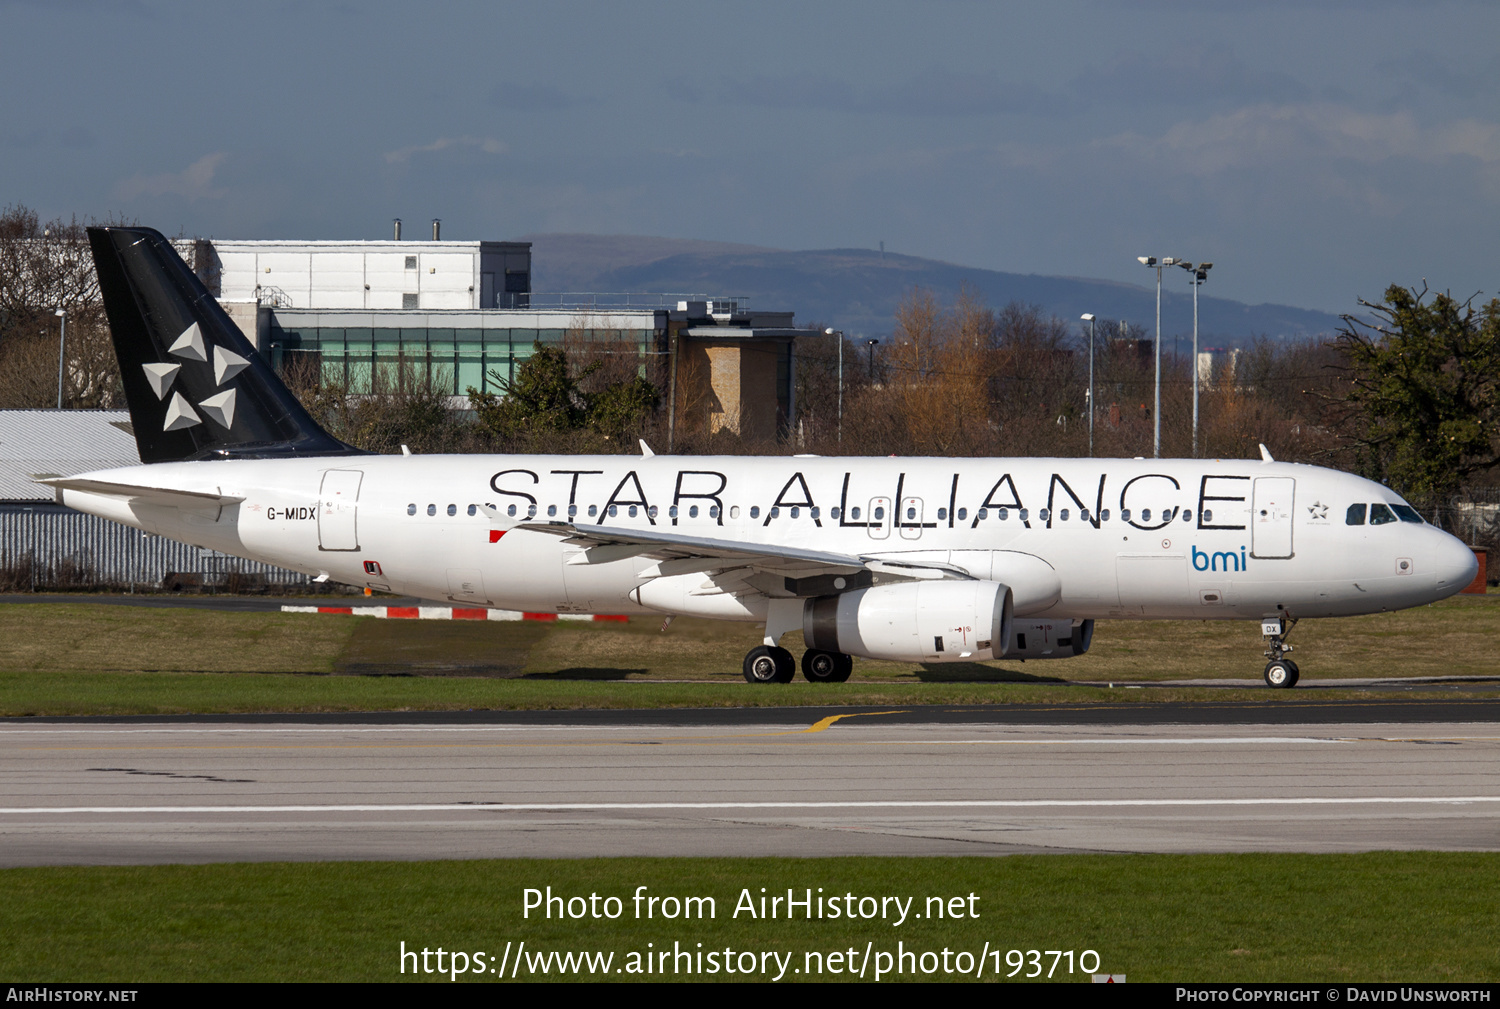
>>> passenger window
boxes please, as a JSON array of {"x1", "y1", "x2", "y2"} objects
[
  {"x1": 608, "y1": 505, "x2": 618, "y2": 517},
  {"x1": 506, "y1": 504, "x2": 517, "y2": 517},
  {"x1": 628, "y1": 505, "x2": 638, "y2": 517},
  {"x1": 407, "y1": 503, "x2": 416, "y2": 516},
  {"x1": 1346, "y1": 503, "x2": 1366, "y2": 525},
  {"x1": 1059, "y1": 508, "x2": 1069, "y2": 521},
  {"x1": 1121, "y1": 509, "x2": 1131, "y2": 522},
  {"x1": 830, "y1": 507, "x2": 840, "y2": 519},
  {"x1": 750, "y1": 506, "x2": 760, "y2": 519},
  {"x1": 810, "y1": 507, "x2": 819, "y2": 519},
  {"x1": 997, "y1": 507, "x2": 1008, "y2": 520},
  {"x1": 791, "y1": 507, "x2": 800, "y2": 518},
  {"x1": 1018, "y1": 509, "x2": 1028, "y2": 522},
  {"x1": 1369, "y1": 503, "x2": 1397, "y2": 525},
  {"x1": 689, "y1": 505, "x2": 698, "y2": 518},
  {"x1": 1391, "y1": 504, "x2": 1424, "y2": 524},
  {"x1": 709, "y1": 505, "x2": 720, "y2": 518},
  {"x1": 588, "y1": 504, "x2": 597, "y2": 517},
  {"x1": 937, "y1": 508, "x2": 947, "y2": 520},
  {"x1": 906, "y1": 507, "x2": 915, "y2": 520},
  {"x1": 873, "y1": 507, "x2": 884, "y2": 520},
  {"x1": 467, "y1": 504, "x2": 477, "y2": 516},
  {"x1": 669, "y1": 506, "x2": 679, "y2": 518},
  {"x1": 1100, "y1": 509, "x2": 1110, "y2": 521},
  {"x1": 568, "y1": 504, "x2": 577, "y2": 518},
  {"x1": 729, "y1": 506, "x2": 739, "y2": 519},
  {"x1": 1079, "y1": 509, "x2": 1089, "y2": 522},
  {"x1": 1039, "y1": 508, "x2": 1051, "y2": 522},
  {"x1": 527, "y1": 504, "x2": 537, "y2": 518},
  {"x1": 547, "y1": 504, "x2": 557, "y2": 517},
  {"x1": 1141, "y1": 508, "x2": 1152, "y2": 522},
  {"x1": 850, "y1": 506, "x2": 860, "y2": 520},
  {"x1": 427, "y1": 504, "x2": 437, "y2": 516},
  {"x1": 957, "y1": 508, "x2": 967, "y2": 521},
  {"x1": 647, "y1": 506, "x2": 657, "y2": 519},
  {"x1": 771, "y1": 507, "x2": 781, "y2": 518},
  {"x1": 1201, "y1": 509, "x2": 1211, "y2": 523}
]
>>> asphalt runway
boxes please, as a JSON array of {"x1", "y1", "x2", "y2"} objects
[{"x1": 4, "y1": 707, "x2": 1500, "y2": 865}]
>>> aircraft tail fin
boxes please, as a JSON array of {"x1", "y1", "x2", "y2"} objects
[{"x1": 87, "y1": 226, "x2": 364, "y2": 463}]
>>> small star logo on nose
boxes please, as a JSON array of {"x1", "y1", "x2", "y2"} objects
[{"x1": 1308, "y1": 502, "x2": 1329, "y2": 520}]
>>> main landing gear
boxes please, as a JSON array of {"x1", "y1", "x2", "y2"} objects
[
  {"x1": 741, "y1": 646, "x2": 854, "y2": 683},
  {"x1": 742, "y1": 599, "x2": 854, "y2": 683},
  {"x1": 1261, "y1": 614, "x2": 1300, "y2": 689}
]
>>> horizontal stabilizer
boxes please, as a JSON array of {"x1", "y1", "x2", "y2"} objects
[{"x1": 37, "y1": 476, "x2": 244, "y2": 508}]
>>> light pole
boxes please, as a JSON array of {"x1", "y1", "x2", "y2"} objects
[
  {"x1": 54, "y1": 308, "x2": 66, "y2": 409},
  {"x1": 1137, "y1": 256, "x2": 1183, "y2": 457},
  {"x1": 1080, "y1": 313, "x2": 1095, "y2": 457},
  {"x1": 826, "y1": 327, "x2": 844, "y2": 444},
  {"x1": 1178, "y1": 261, "x2": 1212, "y2": 457},
  {"x1": 865, "y1": 338, "x2": 879, "y2": 382}
]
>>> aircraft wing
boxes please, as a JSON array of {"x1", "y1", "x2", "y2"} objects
[
  {"x1": 511, "y1": 519, "x2": 976, "y2": 583},
  {"x1": 36, "y1": 476, "x2": 245, "y2": 508}
]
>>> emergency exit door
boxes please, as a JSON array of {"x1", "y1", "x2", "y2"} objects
[{"x1": 1251, "y1": 477, "x2": 1295, "y2": 558}]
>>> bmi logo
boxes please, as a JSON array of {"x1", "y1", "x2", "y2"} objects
[
  {"x1": 1192, "y1": 545, "x2": 1248, "y2": 572},
  {"x1": 140, "y1": 321, "x2": 250, "y2": 433}
]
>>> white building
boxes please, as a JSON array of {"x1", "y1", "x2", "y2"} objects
[{"x1": 209, "y1": 226, "x2": 531, "y2": 312}]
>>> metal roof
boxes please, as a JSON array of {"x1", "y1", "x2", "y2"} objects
[{"x1": 0, "y1": 410, "x2": 139, "y2": 502}]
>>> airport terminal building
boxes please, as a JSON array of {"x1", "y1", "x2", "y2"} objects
[{"x1": 202, "y1": 228, "x2": 810, "y2": 443}]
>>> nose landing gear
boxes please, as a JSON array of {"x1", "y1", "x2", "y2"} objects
[{"x1": 1261, "y1": 615, "x2": 1300, "y2": 688}]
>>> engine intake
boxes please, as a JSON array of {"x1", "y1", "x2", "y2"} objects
[{"x1": 803, "y1": 580, "x2": 1014, "y2": 663}]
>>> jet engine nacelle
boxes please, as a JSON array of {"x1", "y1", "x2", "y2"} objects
[
  {"x1": 1003, "y1": 618, "x2": 1094, "y2": 659},
  {"x1": 803, "y1": 580, "x2": 1014, "y2": 663}
]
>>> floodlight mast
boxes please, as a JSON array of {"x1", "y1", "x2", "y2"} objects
[
  {"x1": 1081, "y1": 313, "x2": 1097, "y2": 456},
  {"x1": 54, "y1": 308, "x2": 66, "y2": 410},
  {"x1": 826, "y1": 328, "x2": 843, "y2": 443},
  {"x1": 1178, "y1": 261, "x2": 1213, "y2": 457},
  {"x1": 1137, "y1": 256, "x2": 1184, "y2": 458}
]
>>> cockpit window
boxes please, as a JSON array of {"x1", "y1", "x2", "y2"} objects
[
  {"x1": 1391, "y1": 504, "x2": 1424, "y2": 524},
  {"x1": 1369, "y1": 503, "x2": 1398, "y2": 525},
  {"x1": 1346, "y1": 503, "x2": 1367, "y2": 526}
]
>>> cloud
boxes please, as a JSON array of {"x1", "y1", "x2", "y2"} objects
[
  {"x1": 488, "y1": 82, "x2": 581, "y2": 111},
  {"x1": 681, "y1": 71, "x2": 1069, "y2": 117},
  {"x1": 1071, "y1": 45, "x2": 1310, "y2": 108},
  {"x1": 114, "y1": 152, "x2": 228, "y2": 201},
  {"x1": 382, "y1": 135, "x2": 506, "y2": 164},
  {"x1": 1100, "y1": 103, "x2": 1500, "y2": 175}
]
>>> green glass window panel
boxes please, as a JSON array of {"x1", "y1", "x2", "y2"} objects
[
  {"x1": 321, "y1": 355, "x2": 346, "y2": 387},
  {"x1": 348, "y1": 359, "x2": 372, "y2": 395},
  {"x1": 483, "y1": 329, "x2": 512, "y2": 351},
  {"x1": 484, "y1": 355, "x2": 512, "y2": 393},
  {"x1": 536, "y1": 328, "x2": 564, "y2": 345},
  {"x1": 343, "y1": 327, "x2": 373, "y2": 347}
]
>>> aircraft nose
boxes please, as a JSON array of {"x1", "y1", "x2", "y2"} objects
[{"x1": 1433, "y1": 531, "x2": 1480, "y2": 597}]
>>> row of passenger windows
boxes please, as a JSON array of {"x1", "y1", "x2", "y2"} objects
[
  {"x1": 1346, "y1": 503, "x2": 1423, "y2": 526},
  {"x1": 403, "y1": 502, "x2": 1215, "y2": 524}
]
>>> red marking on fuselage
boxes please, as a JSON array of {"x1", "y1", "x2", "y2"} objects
[{"x1": 489, "y1": 530, "x2": 506, "y2": 543}]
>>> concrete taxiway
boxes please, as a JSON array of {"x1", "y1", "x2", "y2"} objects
[{"x1": 3, "y1": 706, "x2": 1499, "y2": 864}]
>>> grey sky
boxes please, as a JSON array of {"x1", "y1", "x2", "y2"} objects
[{"x1": 2, "y1": 0, "x2": 1496, "y2": 314}]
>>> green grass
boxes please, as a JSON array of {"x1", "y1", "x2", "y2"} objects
[
  {"x1": 2, "y1": 854, "x2": 1496, "y2": 982},
  {"x1": 0, "y1": 596, "x2": 1495, "y2": 715}
]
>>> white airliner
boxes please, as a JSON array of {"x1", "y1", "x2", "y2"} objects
[{"x1": 44, "y1": 228, "x2": 1479, "y2": 688}]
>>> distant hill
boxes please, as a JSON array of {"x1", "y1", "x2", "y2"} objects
[{"x1": 517, "y1": 235, "x2": 1346, "y2": 343}]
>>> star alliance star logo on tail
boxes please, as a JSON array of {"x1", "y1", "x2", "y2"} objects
[{"x1": 141, "y1": 321, "x2": 249, "y2": 433}]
